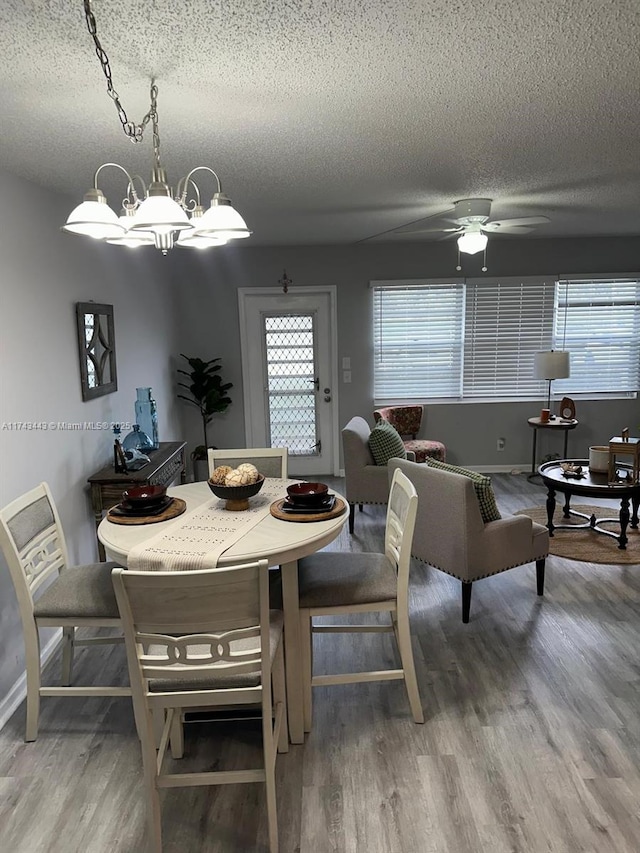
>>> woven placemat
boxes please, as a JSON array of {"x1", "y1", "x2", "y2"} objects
[
  {"x1": 107, "y1": 497, "x2": 187, "y2": 526},
  {"x1": 515, "y1": 504, "x2": 639, "y2": 564},
  {"x1": 270, "y1": 497, "x2": 347, "y2": 523}
]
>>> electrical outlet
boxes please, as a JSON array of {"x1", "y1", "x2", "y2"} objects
[{"x1": 497, "y1": 437, "x2": 506, "y2": 451}]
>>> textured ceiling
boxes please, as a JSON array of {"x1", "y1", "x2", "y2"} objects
[{"x1": 0, "y1": 0, "x2": 639, "y2": 246}]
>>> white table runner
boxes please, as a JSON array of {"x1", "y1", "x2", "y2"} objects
[{"x1": 127, "y1": 478, "x2": 296, "y2": 572}]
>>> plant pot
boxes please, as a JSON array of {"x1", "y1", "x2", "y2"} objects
[{"x1": 193, "y1": 458, "x2": 209, "y2": 482}]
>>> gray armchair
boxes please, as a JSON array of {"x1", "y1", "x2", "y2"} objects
[
  {"x1": 342, "y1": 417, "x2": 415, "y2": 533},
  {"x1": 389, "y1": 458, "x2": 549, "y2": 622}
]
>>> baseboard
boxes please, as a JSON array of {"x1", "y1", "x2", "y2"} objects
[
  {"x1": 337, "y1": 464, "x2": 529, "y2": 477},
  {"x1": 0, "y1": 629, "x2": 62, "y2": 732},
  {"x1": 467, "y1": 464, "x2": 531, "y2": 474}
]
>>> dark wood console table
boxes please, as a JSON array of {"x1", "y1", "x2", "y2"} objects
[{"x1": 88, "y1": 441, "x2": 186, "y2": 559}]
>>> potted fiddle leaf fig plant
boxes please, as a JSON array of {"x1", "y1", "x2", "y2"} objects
[{"x1": 177, "y1": 354, "x2": 233, "y2": 479}]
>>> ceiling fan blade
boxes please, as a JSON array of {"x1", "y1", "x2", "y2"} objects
[
  {"x1": 483, "y1": 215, "x2": 550, "y2": 231},
  {"x1": 397, "y1": 226, "x2": 462, "y2": 235},
  {"x1": 483, "y1": 224, "x2": 535, "y2": 234}
]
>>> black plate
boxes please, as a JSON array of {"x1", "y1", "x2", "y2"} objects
[
  {"x1": 110, "y1": 496, "x2": 174, "y2": 517},
  {"x1": 281, "y1": 495, "x2": 336, "y2": 514}
]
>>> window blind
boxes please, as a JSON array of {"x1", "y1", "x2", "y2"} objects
[
  {"x1": 554, "y1": 278, "x2": 640, "y2": 395},
  {"x1": 372, "y1": 282, "x2": 465, "y2": 400},
  {"x1": 463, "y1": 277, "x2": 556, "y2": 398}
]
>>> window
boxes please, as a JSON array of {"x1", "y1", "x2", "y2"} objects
[
  {"x1": 463, "y1": 277, "x2": 556, "y2": 398},
  {"x1": 372, "y1": 281, "x2": 465, "y2": 400},
  {"x1": 372, "y1": 276, "x2": 640, "y2": 402},
  {"x1": 554, "y1": 279, "x2": 640, "y2": 396}
]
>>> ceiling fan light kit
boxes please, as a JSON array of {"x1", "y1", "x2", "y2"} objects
[
  {"x1": 457, "y1": 229, "x2": 488, "y2": 255},
  {"x1": 62, "y1": 1, "x2": 250, "y2": 254},
  {"x1": 380, "y1": 197, "x2": 550, "y2": 272}
]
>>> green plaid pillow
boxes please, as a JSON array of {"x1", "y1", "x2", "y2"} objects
[
  {"x1": 426, "y1": 458, "x2": 501, "y2": 523},
  {"x1": 368, "y1": 420, "x2": 407, "y2": 466}
]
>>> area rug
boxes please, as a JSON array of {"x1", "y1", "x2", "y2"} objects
[{"x1": 515, "y1": 505, "x2": 640, "y2": 565}]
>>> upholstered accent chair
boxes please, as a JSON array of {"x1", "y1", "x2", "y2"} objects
[
  {"x1": 373, "y1": 405, "x2": 446, "y2": 463},
  {"x1": 342, "y1": 416, "x2": 415, "y2": 534},
  {"x1": 389, "y1": 459, "x2": 549, "y2": 622}
]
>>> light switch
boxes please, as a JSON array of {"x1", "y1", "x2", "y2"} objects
[
  {"x1": 342, "y1": 357, "x2": 351, "y2": 370},
  {"x1": 343, "y1": 370, "x2": 352, "y2": 383}
]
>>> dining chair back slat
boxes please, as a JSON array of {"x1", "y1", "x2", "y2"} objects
[
  {"x1": 112, "y1": 563, "x2": 263, "y2": 635},
  {"x1": 208, "y1": 447, "x2": 288, "y2": 479}
]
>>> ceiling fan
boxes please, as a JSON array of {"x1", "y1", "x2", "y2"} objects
[{"x1": 391, "y1": 198, "x2": 551, "y2": 269}]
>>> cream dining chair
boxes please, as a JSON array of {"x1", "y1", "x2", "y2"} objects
[
  {"x1": 0, "y1": 482, "x2": 130, "y2": 742},
  {"x1": 208, "y1": 447, "x2": 288, "y2": 479},
  {"x1": 297, "y1": 468, "x2": 424, "y2": 728},
  {"x1": 111, "y1": 559, "x2": 288, "y2": 853}
]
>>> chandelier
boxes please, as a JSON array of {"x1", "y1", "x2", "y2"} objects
[{"x1": 63, "y1": 1, "x2": 251, "y2": 254}]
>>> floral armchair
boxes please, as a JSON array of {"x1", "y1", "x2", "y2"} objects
[{"x1": 373, "y1": 405, "x2": 446, "y2": 464}]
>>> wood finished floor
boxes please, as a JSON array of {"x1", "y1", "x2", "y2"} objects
[{"x1": 1, "y1": 473, "x2": 639, "y2": 852}]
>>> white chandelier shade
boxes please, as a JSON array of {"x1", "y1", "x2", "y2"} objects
[
  {"x1": 105, "y1": 210, "x2": 156, "y2": 247},
  {"x1": 192, "y1": 193, "x2": 252, "y2": 240},
  {"x1": 63, "y1": 190, "x2": 125, "y2": 240},
  {"x1": 128, "y1": 193, "x2": 193, "y2": 236}
]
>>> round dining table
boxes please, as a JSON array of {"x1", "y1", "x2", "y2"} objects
[{"x1": 98, "y1": 479, "x2": 349, "y2": 743}]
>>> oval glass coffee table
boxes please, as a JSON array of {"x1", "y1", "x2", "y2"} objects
[{"x1": 538, "y1": 460, "x2": 640, "y2": 550}]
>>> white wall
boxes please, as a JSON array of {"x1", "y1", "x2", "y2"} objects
[
  {"x1": 0, "y1": 169, "x2": 180, "y2": 708},
  {"x1": 168, "y1": 237, "x2": 640, "y2": 472}
]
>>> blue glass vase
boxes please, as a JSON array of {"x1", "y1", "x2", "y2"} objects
[
  {"x1": 134, "y1": 387, "x2": 159, "y2": 450},
  {"x1": 122, "y1": 424, "x2": 154, "y2": 453}
]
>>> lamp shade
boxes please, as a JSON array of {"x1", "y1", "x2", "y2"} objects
[
  {"x1": 534, "y1": 350, "x2": 570, "y2": 380},
  {"x1": 106, "y1": 211, "x2": 156, "y2": 247},
  {"x1": 193, "y1": 193, "x2": 251, "y2": 239},
  {"x1": 177, "y1": 231, "x2": 228, "y2": 249},
  {"x1": 457, "y1": 231, "x2": 488, "y2": 255},
  {"x1": 128, "y1": 194, "x2": 193, "y2": 235},
  {"x1": 62, "y1": 197, "x2": 124, "y2": 239}
]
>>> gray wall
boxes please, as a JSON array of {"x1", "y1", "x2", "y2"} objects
[
  {"x1": 0, "y1": 170, "x2": 181, "y2": 711},
  {"x1": 169, "y1": 236, "x2": 640, "y2": 472}
]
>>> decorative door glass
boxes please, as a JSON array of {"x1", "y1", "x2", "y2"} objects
[{"x1": 263, "y1": 314, "x2": 319, "y2": 456}]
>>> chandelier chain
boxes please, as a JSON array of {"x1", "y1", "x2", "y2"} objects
[{"x1": 83, "y1": 0, "x2": 156, "y2": 145}]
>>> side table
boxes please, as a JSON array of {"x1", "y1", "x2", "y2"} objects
[
  {"x1": 88, "y1": 441, "x2": 186, "y2": 559},
  {"x1": 527, "y1": 417, "x2": 578, "y2": 480}
]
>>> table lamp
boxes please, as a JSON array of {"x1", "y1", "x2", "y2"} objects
[{"x1": 534, "y1": 350, "x2": 570, "y2": 416}]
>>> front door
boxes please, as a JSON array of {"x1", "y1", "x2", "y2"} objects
[{"x1": 238, "y1": 287, "x2": 338, "y2": 476}]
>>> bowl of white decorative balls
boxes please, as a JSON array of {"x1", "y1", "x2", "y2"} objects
[{"x1": 207, "y1": 463, "x2": 265, "y2": 511}]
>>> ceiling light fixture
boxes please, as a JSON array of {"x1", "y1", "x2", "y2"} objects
[
  {"x1": 62, "y1": 1, "x2": 250, "y2": 254},
  {"x1": 457, "y1": 230, "x2": 488, "y2": 255},
  {"x1": 455, "y1": 224, "x2": 488, "y2": 272}
]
